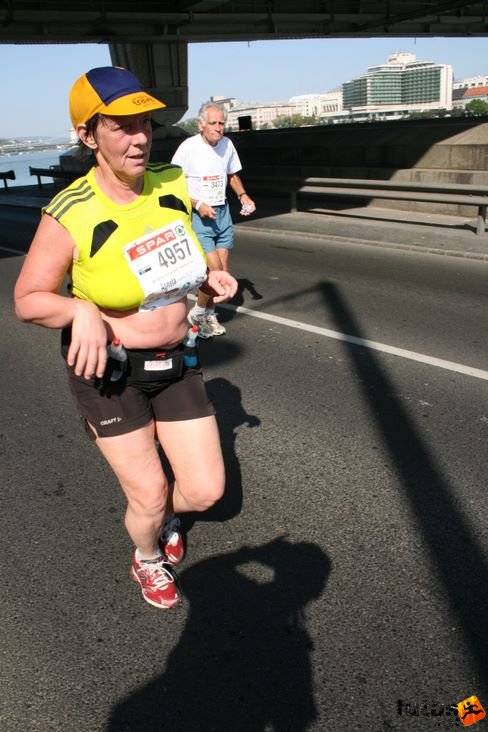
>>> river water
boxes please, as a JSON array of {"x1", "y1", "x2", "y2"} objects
[{"x1": 0, "y1": 148, "x2": 76, "y2": 187}]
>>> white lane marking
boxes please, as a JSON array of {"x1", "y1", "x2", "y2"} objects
[{"x1": 216, "y1": 301, "x2": 488, "y2": 382}]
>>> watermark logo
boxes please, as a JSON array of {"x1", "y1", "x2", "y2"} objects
[
  {"x1": 457, "y1": 697, "x2": 486, "y2": 727},
  {"x1": 397, "y1": 699, "x2": 459, "y2": 727},
  {"x1": 397, "y1": 697, "x2": 486, "y2": 728}
]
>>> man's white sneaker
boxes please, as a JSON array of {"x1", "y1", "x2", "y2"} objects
[
  {"x1": 187, "y1": 308, "x2": 214, "y2": 339},
  {"x1": 205, "y1": 314, "x2": 226, "y2": 336}
]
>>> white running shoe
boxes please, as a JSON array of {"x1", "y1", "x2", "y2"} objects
[
  {"x1": 187, "y1": 308, "x2": 214, "y2": 339},
  {"x1": 205, "y1": 313, "x2": 226, "y2": 336}
]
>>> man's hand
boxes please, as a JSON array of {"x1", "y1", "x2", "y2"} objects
[
  {"x1": 197, "y1": 202, "x2": 217, "y2": 220},
  {"x1": 202, "y1": 270, "x2": 238, "y2": 302},
  {"x1": 239, "y1": 194, "x2": 256, "y2": 217}
]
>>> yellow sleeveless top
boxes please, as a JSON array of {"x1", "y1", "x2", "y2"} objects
[{"x1": 43, "y1": 163, "x2": 207, "y2": 311}]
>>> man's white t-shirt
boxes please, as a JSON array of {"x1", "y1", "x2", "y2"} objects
[{"x1": 171, "y1": 134, "x2": 242, "y2": 206}]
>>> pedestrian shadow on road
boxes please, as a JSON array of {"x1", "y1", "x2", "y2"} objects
[
  {"x1": 106, "y1": 537, "x2": 331, "y2": 732},
  {"x1": 195, "y1": 376, "x2": 260, "y2": 524},
  {"x1": 198, "y1": 332, "x2": 243, "y2": 368},
  {"x1": 218, "y1": 277, "x2": 264, "y2": 325},
  {"x1": 320, "y1": 281, "x2": 488, "y2": 696},
  {"x1": 158, "y1": 376, "x2": 259, "y2": 526}
]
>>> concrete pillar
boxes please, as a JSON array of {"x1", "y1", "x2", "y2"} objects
[{"x1": 109, "y1": 41, "x2": 188, "y2": 133}]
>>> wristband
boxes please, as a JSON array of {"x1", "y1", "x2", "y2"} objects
[
  {"x1": 195, "y1": 201, "x2": 203, "y2": 211},
  {"x1": 199, "y1": 277, "x2": 218, "y2": 297},
  {"x1": 238, "y1": 192, "x2": 247, "y2": 200}
]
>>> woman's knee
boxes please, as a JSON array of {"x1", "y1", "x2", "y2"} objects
[
  {"x1": 125, "y1": 480, "x2": 168, "y2": 517},
  {"x1": 182, "y1": 473, "x2": 225, "y2": 511}
]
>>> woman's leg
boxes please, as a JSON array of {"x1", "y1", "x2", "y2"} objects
[
  {"x1": 94, "y1": 420, "x2": 168, "y2": 556},
  {"x1": 156, "y1": 414, "x2": 225, "y2": 514},
  {"x1": 94, "y1": 420, "x2": 182, "y2": 609}
]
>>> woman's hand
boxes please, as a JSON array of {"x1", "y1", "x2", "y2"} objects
[
  {"x1": 68, "y1": 300, "x2": 108, "y2": 379},
  {"x1": 202, "y1": 270, "x2": 238, "y2": 303}
]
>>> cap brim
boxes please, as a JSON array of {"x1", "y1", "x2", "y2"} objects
[{"x1": 101, "y1": 91, "x2": 166, "y2": 117}]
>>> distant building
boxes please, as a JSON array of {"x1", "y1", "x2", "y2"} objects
[
  {"x1": 289, "y1": 91, "x2": 343, "y2": 120},
  {"x1": 288, "y1": 93, "x2": 322, "y2": 117},
  {"x1": 226, "y1": 101, "x2": 295, "y2": 130},
  {"x1": 339, "y1": 52, "x2": 453, "y2": 122},
  {"x1": 453, "y1": 75, "x2": 488, "y2": 90},
  {"x1": 207, "y1": 54, "x2": 485, "y2": 131},
  {"x1": 320, "y1": 90, "x2": 343, "y2": 116},
  {"x1": 222, "y1": 91, "x2": 343, "y2": 130},
  {"x1": 209, "y1": 96, "x2": 238, "y2": 115},
  {"x1": 452, "y1": 84, "x2": 488, "y2": 109},
  {"x1": 451, "y1": 88, "x2": 467, "y2": 108}
]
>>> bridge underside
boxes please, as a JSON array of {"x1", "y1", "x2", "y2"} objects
[
  {"x1": 2, "y1": 2, "x2": 486, "y2": 125},
  {"x1": 109, "y1": 42, "x2": 188, "y2": 128},
  {"x1": 1, "y1": 1, "x2": 487, "y2": 42}
]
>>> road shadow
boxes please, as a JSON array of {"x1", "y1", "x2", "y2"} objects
[
  {"x1": 158, "y1": 375, "x2": 259, "y2": 528},
  {"x1": 106, "y1": 537, "x2": 331, "y2": 732},
  {"x1": 197, "y1": 334, "x2": 242, "y2": 369},
  {"x1": 320, "y1": 281, "x2": 488, "y2": 692},
  {"x1": 218, "y1": 277, "x2": 264, "y2": 325},
  {"x1": 199, "y1": 376, "x2": 260, "y2": 522}
]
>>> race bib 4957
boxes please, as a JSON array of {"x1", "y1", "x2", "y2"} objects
[{"x1": 124, "y1": 219, "x2": 207, "y2": 310}]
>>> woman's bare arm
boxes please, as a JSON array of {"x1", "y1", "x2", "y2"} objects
[{"x1": 14, "y1": 214, "x2": 108, "y2": 378}]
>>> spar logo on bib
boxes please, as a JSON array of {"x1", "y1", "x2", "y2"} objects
[{"x1": 127, "y1": 228, "x2": 176, "y2": 261}]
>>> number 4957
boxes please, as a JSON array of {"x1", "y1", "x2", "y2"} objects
[{"x1": 158, "y1": 238, "x2": 191, "y2": 268}]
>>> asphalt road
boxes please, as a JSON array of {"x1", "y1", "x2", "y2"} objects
[{"x1": 1, "y1": 214, "x2": 488, "y2": 732}]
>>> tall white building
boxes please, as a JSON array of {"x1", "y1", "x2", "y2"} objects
[
  {"x1": 341, "y1": 52, "x2": 453, "y2": 121},
  {"x1": 207, "y1": 53, "x2": 470, "y2": 130}
]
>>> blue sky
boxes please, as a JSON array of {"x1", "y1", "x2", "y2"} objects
[{"x1": 0, "y1": 36, "x2": 486, "y2": 138}]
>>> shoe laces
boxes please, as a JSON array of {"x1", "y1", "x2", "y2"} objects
[
  {"x1": 206, "y1": 314, "x2": 219, "y2": 325},
  {"x1": 140, "y1": 557, "x2": 174, "y2": 588}
]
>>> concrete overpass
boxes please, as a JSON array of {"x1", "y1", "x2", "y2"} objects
[{"x1": 0, "y1": 1, "x2": 487, "y2": 125}]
